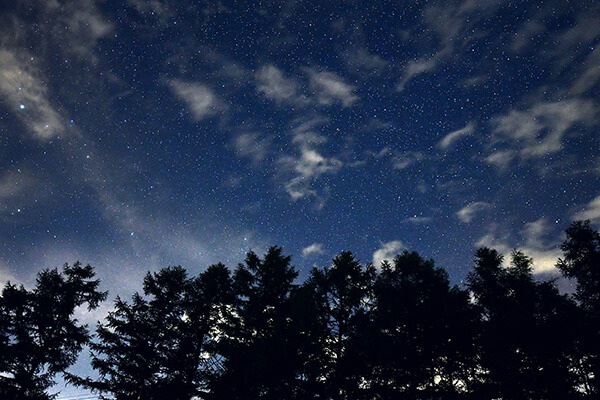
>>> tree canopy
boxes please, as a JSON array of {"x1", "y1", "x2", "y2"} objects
[
  {"x1": 0, "y1": 262, "x2": 106, "y2": 400},
  {"x1": 2, "y1": 221, "x2": 600, "y2": 400}
]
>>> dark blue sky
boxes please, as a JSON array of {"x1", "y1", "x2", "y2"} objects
[
  {"x1": 1, "y1": 0, "x2": 600, "y2": 341},
  {"x1": 1, "y1": 0, "x2": 600, "y2": 396},
  {"x1": 2, "y1": 0, "x2": 600, "y2": 287}
]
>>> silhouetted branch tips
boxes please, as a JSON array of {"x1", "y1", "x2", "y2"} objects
[{"x1": 3, "y1": 222, "x2": 600, "y2": 399}]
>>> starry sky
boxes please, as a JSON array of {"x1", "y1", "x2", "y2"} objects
[
  {"x1": 2, "y1": 0, "x2": 600, "y2": 396},
  {"x1": 2, "y1": 0, "x2": 600, "y2": 322}
]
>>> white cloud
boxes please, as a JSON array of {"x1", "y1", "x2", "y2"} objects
[
  {"x1": 302, "y1": 243, "x2": 325, "y2": 257},
  {"x1": 233, "y1": 132, "x2": 271, "y2": 163},
  {"x1": 476, "y1": 218, "x2": 562, "y2": 274},
  {"x1": 61, "y1": 4, "x2": 113, "y2": 59},
  {"x1": 307, "y1": 69, "x2": 358, "y2": 107},
  {"x1": 276, "y1": 117, "x2": 343, "y2": 202},
  {"x1": 437, "y1": 122, "x2": 475, "y2": 150},
  {"x1": 290, "y1": 116, "x2": 329, "y2": 145},
  {"x1": 280, "y1": 146, "x2": 342, "y2": 201},
  {"x1": 491, "y1": 98, "x2": 597, "y2": 158},
  {"x1": 169, "y1": 79, "x2": 224, "y2": 121},
  {"x1": 476, "y1": 233, "x2": 512, "y2": 256},
  {"x1": 256, "y1": 64, "x2": 307, "y2": 106},
  {"x1": 456, "y1": 202, "x2": 491, "y2": 223},
  {"x1": 572, "y1": 195, "x2": 600, "y2": 222},
  {"x1": 484, "y1": 150, "x2": 515, "y2": 169},
  {"x1": 0, "y1": 50, "x2": 65, "y2": 139},
  {"x1": 396, "y1": 57, "x2": 438, "y2": 91},
  {"x1": 0, "y1": 170, "x2": 30, "y2": 201},
  {"x1": 392, "y1": 151, "x2": 424, "y2": 170},
  {"x1": 373, "y1": 240, "x2": 407, "y2": 268}
]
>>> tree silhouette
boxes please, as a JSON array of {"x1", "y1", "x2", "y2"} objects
[
  {"x1": 70, "y1": 264, "x2": 233, "y2": 400},
  {"x1": 0, "y1": 262, "x2": 106, "y2": 400},
  {"x1": 208, "y1": 246, "x2": 301, "y2": 400},
  {"x1": 558, "y1": 220, "x2": 600, "y2": 396},
  {"x1": 303, "y1": 251, "x2": 375, "y2": 399},
  {"x1": 468, "y1": 249, "x2": 580, "y2": 399},
  {"x1": 366, "y1": 251, "x2": 479, "y2": 399},
  {"x1": 5, "y1": 221, "x2": 600, "y2": 399}
]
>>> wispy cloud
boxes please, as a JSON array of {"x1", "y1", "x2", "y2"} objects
[
  {"x1": 572, "y1": 194, "x2": 600, "y2": 222},
  {"x1": 0, "y1": 50, "x2": 65, "y2": 139},
  {"x1": 396, "y1": 57, "x2": 438, "y2": 91},
  {"x1": 511, "y1": 21, "x2": 546, "y2": 52},
  {"x1": 307, "y1": 69, "x2": 358, "y2": 107},
  {"x1": 255, "y1": 64, "x2": 307, "y2": 106},
  {"x1": 404, "y1": 216, "x2": 433, "y2": 224},
  {"x1": 437, "y1": 122, "x2": 475, "y2": 150},
  {"x1": 345, "y1": 47, "x2": 388, "y2": 72},
  {"x1": 276, "y1": 117, "x2": 343, "y2": 203},
  {"x1": 484, "y1": 150, "x2": 515, "y2": 170},
  {"x1": 302, "y1": 243, "x2": 325, "y2": 257},
  {"x1": 392, "y1": 151, "x2": 424, "y2": 170},
  {"x1": 396, "y1": 0, "x2": 506, "y2": 91},
  {"x1": 279, "y1": 146, "x2": 342, "y2": 201},
  {"x1": 169, "y1": 79, "x2": 225, "y2": 121},
  {"x1": 569, "y1": 47, "x2": 600, "y2": 95},
  {"x1": 456, "y1": 201, "x2": 491, "y2": 223},
  {"x1": 373, "y1": 240, "x2": 406, "y2": 268},
  {"x1": 491, "y1": 98, "x2": 597, "y2": 158},
  {"x1": 232, "y1": 132, "x2": 271, "y2": 163}
]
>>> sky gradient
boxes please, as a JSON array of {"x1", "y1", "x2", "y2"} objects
[{"x1": 1, "y1": 1, "x2": 600, "y2": 394}]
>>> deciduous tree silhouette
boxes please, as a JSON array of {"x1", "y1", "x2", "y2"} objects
[{"x1": 0, "y1": 262, "x2": 106, "y2": 400}]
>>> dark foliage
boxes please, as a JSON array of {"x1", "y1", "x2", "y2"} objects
[
  {"x1": 4, "y1": 221, "x2": 600, "y2": 399},
  {"x1": 0, "y1": 262, "x2": 106, "y2": 400},
  {"x1": 68, "y1": 264, "x2": 233, "y2": 400}
]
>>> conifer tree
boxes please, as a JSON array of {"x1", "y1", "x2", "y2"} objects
[{"x1": 0, "y1": 262, "x2": 106, "y2": 400}]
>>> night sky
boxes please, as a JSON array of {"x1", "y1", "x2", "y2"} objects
[{"x1": 1, "y1": 0, "x2": 600, "y2": 395}]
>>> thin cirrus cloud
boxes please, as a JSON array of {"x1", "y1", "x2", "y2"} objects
[
  {"x1": 307, "y1": 69, "x2": 358, "y2": 107},
  {"x1": 0, "y1": 50, "x2": 65, "y2": 140},
  {"x1": 437, "y1": 122, "x2": 475, "y2": 150},
  {"x1": 255, "y1": 65, "x2": 358, "y2": 108},
  {"x1": 255, "y1": 64, "x2": 308, "y2": 107},
  {"x1": 490, "y1": 98, "x2": 597, "y2": 159},
  {"x1": 232, "y1": 132, "x2": 272, "y2": 163},
  {"x1": 572, "y1": 194, "x2": 600, "y2": 223},
  {"x1": 456, "y1": 202, "x2": 491, "y2": 223},
  {"x1": 276, "y1": 117, "x2": 343, "y2": 202}
]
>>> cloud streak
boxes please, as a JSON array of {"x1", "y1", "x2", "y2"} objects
[
  {"x1": 438, "y1": 122, "x2": 475, "y2": 150},
  {"x1": 0, "y1": 50, "x2": 65, "y2": 139}
]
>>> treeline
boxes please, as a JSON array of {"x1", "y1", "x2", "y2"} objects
[{"x1": 1, "y1": 221, "x2": 599, "y2": 400}]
